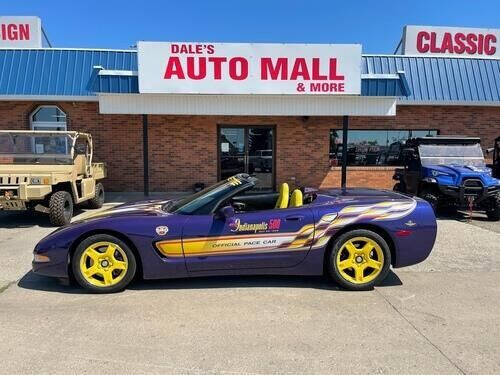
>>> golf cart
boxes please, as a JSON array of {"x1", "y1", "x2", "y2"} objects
[
  {"x1": 0, "y1": 130, "x2": 106, "y2": 226},
  {"x1": 393, "y1": 136, "x2": 500, "y2": 220}
]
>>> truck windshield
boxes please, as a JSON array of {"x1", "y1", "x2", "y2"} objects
[
  {"x1": 0, "y1": 133, "x2": 72, "y2": 165},
  {"x1": 418, "y1": 144, "x2": 485, "y2": 167}
]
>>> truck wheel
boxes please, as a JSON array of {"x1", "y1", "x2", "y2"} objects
[
  {"x1": 486, "y1": 195, "x2": 500, "y2": 221},
  {"x1": 49, "y1": 191, "x2": 74, "y2": 226},
  {"x1": 87, "y1": 183, "x2": 105, "y2": 209},
  {"x1": 393, "y1": 182, "x2": 406, "y2": 193},
  {"x1": 420, "y1": 189, "x2": 439, "y2": 214}
]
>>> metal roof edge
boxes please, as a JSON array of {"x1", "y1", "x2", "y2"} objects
[
  {"x1": 363, "y1": 53, "x2": 500, "y2": 60},
  {"x1": 0, "y1": 95, "x2": 98, "y2": 102},
  {"x1": 398, "y1": 100, "x2": 500, "y2": 107},
  {"x1": 0, "y1": 47, "x2": 136, "y2": 52}
]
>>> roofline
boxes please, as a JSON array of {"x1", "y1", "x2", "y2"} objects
[
  {"x1": 398, "y1": 100, "x2": 500, "y2": 107},
  {"x1": 0, "y1": 47, "x2": 136, "y2": 52},
  {"x1": 0, "y1": 95, "x2": 98, "y2": 102},
  {"x1": 0, "y1": 48, "x2": 498, "y2": 60},
  {"x1": 363, "y1": 53, "x2": 500, "y2": 60}
]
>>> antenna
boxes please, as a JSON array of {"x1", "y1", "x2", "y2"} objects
[
  {"x1": 393, "y1": 37, "x2": 402, "y2": 55},
  {"x1": 41, "y1": 26, "x2": 52, "y2": 48}
]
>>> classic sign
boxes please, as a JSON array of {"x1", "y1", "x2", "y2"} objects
[
  {"x1": 138, "y1": 42, "x2": 362, "y2": 95},
  {"x1": 402, "y1": 25, "x2": 499, "y2": 58},
  {"x1": 0, "y1": 16, "x2": 42, "y2": 48}
]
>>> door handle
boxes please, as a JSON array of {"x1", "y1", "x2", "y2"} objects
[{"x1": 285, "y1": 215, "x2": 304, "y2": 221}]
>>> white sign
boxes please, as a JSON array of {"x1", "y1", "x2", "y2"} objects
[
  {"x1": 138, "y1": 42, "x2": 361, "y2": 95},
  {"x1": 0, "y1": 16, "x2": 42, "y2": 48},
  {"x1": 403, "y1": 25, "x2": 499, "y2": 58}
]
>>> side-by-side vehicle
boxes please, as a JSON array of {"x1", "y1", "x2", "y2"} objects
[
  {"x1": 0, "y1": 131, "x2": 106, "y2": 225},
  {"x1": 393, "y1": 137, "x2": 500, "y2": 220}
]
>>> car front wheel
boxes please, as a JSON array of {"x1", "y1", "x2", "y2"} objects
[
  {"x1": 72, "y1": 234, "x2": 137, "y2": 293},
  {"x1": 327, "y1": 229, "x2": 391, "y2": 291}
]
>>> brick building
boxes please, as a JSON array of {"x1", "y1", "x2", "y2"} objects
[{"x1": 1, "y1": 28, "x2": 499, "y2": 194}]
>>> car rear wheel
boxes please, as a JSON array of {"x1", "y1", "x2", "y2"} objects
[
  {"x1": 72, "y1": 234, "x2": 136, "y2": 293},
  {"x1": 49, "y1": 191, "x2": 74, "y2": 226},
  {"x1": 327, "y1": 229, "x2": 391, "y2": 291}
]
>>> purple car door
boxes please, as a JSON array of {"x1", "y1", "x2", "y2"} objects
[{"x1": 183, "y1": 207, "x2": 315, "y2": 272}]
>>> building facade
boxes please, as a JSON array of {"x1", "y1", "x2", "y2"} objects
[{"x1": 1, "y1": 27, "x2": 499, "y2": 193}]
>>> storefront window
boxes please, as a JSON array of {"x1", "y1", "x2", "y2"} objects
[
  {"x1": 329, "y1": 129, "x2": 438, "y2": 166},
  {"x1": 30, "y1": 105, "x2": 68, "y2": 154}
]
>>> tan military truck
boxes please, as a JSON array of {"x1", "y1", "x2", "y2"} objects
[{"x1": 0, "y1": 130, "x2": 106, "y2": 226}]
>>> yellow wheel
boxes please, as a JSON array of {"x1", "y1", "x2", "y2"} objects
[
  {"x1": 73, "y1": 235, "x2": 136, "y2": 293},
  {"x1": 328, "y1": 230, "x2": 390, "y2": 290}
]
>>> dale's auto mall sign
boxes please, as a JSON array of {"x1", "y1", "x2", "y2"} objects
[
  {"x1": 403, "y1": 25, "x2": 499, "y2": 58},
  {"x1": 138, "y1": 42, "x2": 361, "y2": 95}
]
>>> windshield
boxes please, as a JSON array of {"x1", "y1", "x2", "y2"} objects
[
  {"x1": 0, "y1": 133, "x2": 73, "y2": 165},
  {"x1": 164, "y1": 177, "x2": 250, "y2": 215},
  {"x1": 418, "y1": 144, "x2": 485, "y2": 167}
]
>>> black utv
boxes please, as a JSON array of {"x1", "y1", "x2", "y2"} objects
[{"x1": 393, "y1": 137, "x2": 500, "y2": 220}]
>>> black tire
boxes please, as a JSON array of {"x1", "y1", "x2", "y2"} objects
[
  {"x1": 327, "y1": 229, "x2": 391, "y2": 291},
  {"x1": 486, "y1": 195, "x2": 500, "y2": 221},
  {"x1": 49, "y1": 191, "x2": 74, "y2": 226},
  {"x1": 87, "y1": 183, "x2": 105, "y2": 209},
  {"x1": 393, "y1": 182, "x2": 405, "y2": 193},
  {"x1": 72, "y1": 234, "x2": 137, "y2": 293},
  {"x1": 419, "y1": 188, "x2": 439, "y2": 214}
]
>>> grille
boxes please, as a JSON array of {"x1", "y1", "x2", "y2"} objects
[
  {"x1": 462, "y1": 178, "x2": 483, "y2": 196},
  {"x1": 0, "y1": 175, "x2": 29, "y2": 185}
]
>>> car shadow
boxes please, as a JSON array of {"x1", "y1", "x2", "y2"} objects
[
  {"x1": 0, "y1": 211, "x2": 54, "y2": 228},
  {"x1": 436, "y1": 209, "x2": 490, "y2": 222},
  {"x1": 17, "y1": 270, "x2": 402, "y2": 294},
  {"x1": 0, "y1": 207, "x2": 88, "y2": 229}
]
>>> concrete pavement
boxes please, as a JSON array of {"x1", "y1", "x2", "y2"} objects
[{"x1": 0, "y1": 194, "x2": 499, "y2": 374}]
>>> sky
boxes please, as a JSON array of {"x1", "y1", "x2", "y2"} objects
[{"x1": 2, "y1": 0, "x2": 499, "y2": 53}]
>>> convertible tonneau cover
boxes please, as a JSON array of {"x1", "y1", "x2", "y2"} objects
[{"x1": 408, "y1": 136, "x2": 481, "y2": 146}]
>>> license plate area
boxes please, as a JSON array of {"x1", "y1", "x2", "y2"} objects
[{"x1": 0, "y1": 199, "x2": 26, "y2": 210}]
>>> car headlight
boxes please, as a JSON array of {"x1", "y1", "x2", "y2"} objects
[
  {"x1": 33, "y1": 254, "x2": 50, "y2": 263},
  {"x1": 422, "y1": 177, "x2": 437, "y2": 183}
]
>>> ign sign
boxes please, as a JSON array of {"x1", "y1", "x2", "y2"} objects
[
  {"x1": 403, "y1": 25, "x2": 499, "y2": 58},
  {"x1": 138, "y1": 42, "x2": 361, "y2": 95},
  {"x1": 0, "y1": 16, "x2": 42, "y2": 48}
]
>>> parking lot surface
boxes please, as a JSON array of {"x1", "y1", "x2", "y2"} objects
[{"x1": 0, "y1": 195, "x2": 499, "y2": 374}]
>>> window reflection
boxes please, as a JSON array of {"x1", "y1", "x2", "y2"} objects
[{"x1": 329, "y1": 129, "x2": 438, "y2": 166}]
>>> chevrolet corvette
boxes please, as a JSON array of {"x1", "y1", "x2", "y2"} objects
[{"x1": 33, "y1": 174, "x2": 437, "y2": 293}]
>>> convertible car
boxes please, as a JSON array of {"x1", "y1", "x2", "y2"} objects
[{"x1": 33, "y1": 174, "x2": 437, "y2": 293}]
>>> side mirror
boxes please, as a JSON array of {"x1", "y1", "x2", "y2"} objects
[
  {"x1": 486, "y1": 148, "x2": 494, "y2": 154},
  {"x1": 219, "y1": 205, "x2": 235, "y2": 219}
]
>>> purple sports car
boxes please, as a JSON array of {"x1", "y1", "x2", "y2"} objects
[{"x1": 33, "y1": 174, "x2": 437, "y2": 293}]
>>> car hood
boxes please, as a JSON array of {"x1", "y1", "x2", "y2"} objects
[{"x1": 76, "y1": 199, "x2": 172, "y2": 222}]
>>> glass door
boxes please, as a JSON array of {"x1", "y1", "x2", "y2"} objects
[{"x1": 219, "y1": 126, "x2": 274, "y2": 190}]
